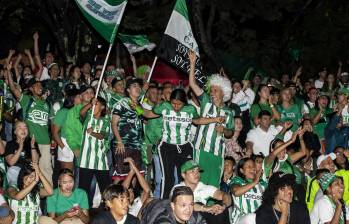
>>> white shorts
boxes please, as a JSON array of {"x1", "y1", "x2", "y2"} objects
[{"x1": 57, "y1": 138, "x2": 74, "y2": 162}]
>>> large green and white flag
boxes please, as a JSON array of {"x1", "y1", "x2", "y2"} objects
[
  {"x1": 75, "y1": 0, "x2": 127, "y2": 44},
  {"x1": 157, "y1": 0, "x2": 206, "y2": 87},
  {"x1": 118, "y1": 33, "x2": 156, "y2": 54}
]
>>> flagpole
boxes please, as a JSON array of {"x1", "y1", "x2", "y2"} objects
[
  {"x1": 140, "y1": 56, "x2": 158, "y2": 103},
  {"x1": 89, "y1": 43, "x2": 113, "y2": 123}
]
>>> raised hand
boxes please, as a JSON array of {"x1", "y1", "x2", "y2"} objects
[
  {"x1": 33, "y1": 31, "x2": 39, "y2": 40},
  {"x1": 24, "y1": 49, "x2": 31, "y2": 55},
  {"x1": 188, "y1": 50, "x2": 197, "y2": 64}
]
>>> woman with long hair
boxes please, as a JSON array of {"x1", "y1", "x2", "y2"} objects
[
  {"x1": 250, "y1": 84, "x2": 280, "y2": 127},
  {"x1": 43, "y1": 168, "x2": 89, "y2": 224},
  {"x1": 142, "y1": 88, "x2": 224, "y2": 199},
  {"x1": 8, "y1": 162, "x2": 53, "y2": 224},
  {"x1": 231, "y1": 158, "x2": 266, "y2": 223},
  {"x1": 225, "y1": 116, "x2": 247, "y2": 162},
  {"x1": 4, "y1": 121, "x2": 39, "y2": 186},
  {"x1": 310, "y1": 173, "x2": 348, "y2": 224}
]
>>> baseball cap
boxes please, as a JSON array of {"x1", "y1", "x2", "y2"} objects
[
  {"x1": 318, "y1": 172, "x2": 337, "y2": 192},
  {"x1": 340, "y1": 72, "x2": 349, "y2": 76},
  {"x1": 126, "y1": 77, "x2": 143, "y2": 89},
  {"x1": 316, "y1": 153, "x2": 336, "y2": 167},
  {"x1": 180, "y1": 160, "x2": 202, "y2": 173}
]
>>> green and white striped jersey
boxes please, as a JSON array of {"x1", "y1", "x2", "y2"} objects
[
  {"x1": 9, "y1": 186, "x2": 40, "y2": 224},
  {"x1": 79, "y1": 112, "x2": 110, "y2": 170},
  {"x1": 194, "y1": 92, "x2": 234, "y2": 156},
  {"x1": 230, "y1": 176, "x2": 267, "y2": 224},
  {"x1": 153, "y1": 102, "x2": 199, "y2": 145}
]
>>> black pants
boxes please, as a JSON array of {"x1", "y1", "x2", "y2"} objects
[
  {"x1": 79, "y1": 168, "x2": 111, "y2": 207},
  {"x1": 158, "y1": 141, "x2": 193, "y2": 199}
]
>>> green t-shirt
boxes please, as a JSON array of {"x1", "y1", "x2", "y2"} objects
[
  {"x1": 276, "y1": 104, "x2": 302, "y2": 132},
  {"x1": 53, "y1": 108, "x2": 69, "y2": 139},
  {"x1": 144, "y1": 116, "x2": 163, "y2": 146},
  {"x1": 64, "y1": 104, "x2": 84, "y2": 151},
  {"x1": 250, "y1": 102, "x2": 272, "y2": 126},
  {"x1": 153, "y1": 101, "x2": 199, "y2": 145},
  {"x1": 47, "y1": 188, "x2": 89, "y2": 215},
  {"x1": 309, "y1": 107, "x2": 332, "y2": 139},
  {"x1": 193, "y1": 92, "x2": 234, "y2": 157},
  {"x1": 264, "y1": 155, "x2": 302, "y2": 184},
  {"x1": 19, "y1": 94, "x2": 50, "y2": 144}
]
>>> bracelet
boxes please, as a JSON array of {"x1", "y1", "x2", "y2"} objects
[{"x1": 270, "y1": 104, "x2": 274, "y2": 108}]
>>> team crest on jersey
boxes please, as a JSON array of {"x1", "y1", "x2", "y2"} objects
[{"x1": 28, "y1": 109, "x2": 49, "y2": 126}]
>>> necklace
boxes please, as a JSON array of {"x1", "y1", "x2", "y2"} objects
[{"x1": 272, "y1": 206, "x2": 290, "y2": 224}]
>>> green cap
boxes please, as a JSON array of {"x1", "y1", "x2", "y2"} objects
[
  {"x1": 180, "y1": 160, "x2": 202, "y2": 173},
  {"x1": 318, "y1": 172, "x2": 337, "y2": 192},
  {"x1": 105, "y1": 69, "x2": 117, "y2": 77},
  {"x1": 338, "y1": 88, "x2": 349, "y2": 97}
]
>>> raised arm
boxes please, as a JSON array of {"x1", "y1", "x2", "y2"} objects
[
  {"x1": 289, "y1": 129, "x2": 308, "y2": 163},
  {"x1": 32, "y1": 162, "x2": 53, "y2": 197},
  {"x1": 124, "y1": 157, "x2": 151, "y2": 203},
  {"x1": 33, "y1": 32, "x2": 43, "y2": 79},
  {"x1": 130, "y1": 54, "x2": 137, "y2": 76},
  {"x1": 192, "y1": 116, "x2": 224, "y2": 125},
  {"x1": 265, "y1": 130, "x2": 298, "y2": 166},
  {"x1": 14, "y1": 54, "x2": 22, "y2": 82},
  {"x1": 231, "y1": 170, "x2": 262, "y2": 197},
  {"x1": 188, "y1": 50, "x2": 203, "y2": 97},
  {"x1": 8, "y1": 174, "x2": 39, "y2": 200},
  {"x1": 24, "y1": 49, "x2": 36, "y2": 71},
  {"x1": 5, "y1": 61, "x2": 22, "y2": 100},
  {"x1": 142, "y1": 108, "x2": 159, "y2": 119}
]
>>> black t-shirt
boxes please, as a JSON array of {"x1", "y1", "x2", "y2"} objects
[
  {"x1": 255, "y1": 202, "x2": 310, "y2": 224},
  {"x1": 90, "y1": 211, "x2": 139, "y2": 224},
  {"x1": 4, "y1": 139, "x2": 33, "y2": 167}
]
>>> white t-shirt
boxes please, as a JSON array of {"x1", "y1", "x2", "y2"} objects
[
  {"x1": 246, "y1": 125, "x2": 283, "y2": 156},
  {"x1": 314, "y1": 79, "x2": 324, "y2": 89},
  {"x1": 173, "y1": 182, "x2": 217, "y2": 205},
  {"x1": 40, "y1": 66, "x2": 50, "y2": 81},
  {"x1": 128, "y1": 196, "x2": 142, "y2": 217},
  {"x1": 237, "y1": 213, "x2": 256, "y2": 224},
  {"x1": 310, "y1": 195, "x2": 349, "y2": 224},
  {"x1": 341, "y1": 105, "x2": 349, "y2": 125}
]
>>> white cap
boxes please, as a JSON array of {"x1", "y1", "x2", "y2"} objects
[
  {"x1": 316, "y1": 153, "x2": 336, "y2": 167},
  {"x1": 341, "y1": 72, "x2": 349, "y2": 76}
]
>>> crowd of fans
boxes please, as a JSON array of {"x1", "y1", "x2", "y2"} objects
[{"x1": 0, "y1": 32, "x2": 348, "y2": 224}]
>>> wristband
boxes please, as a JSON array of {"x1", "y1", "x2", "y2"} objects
[{"x1": 270, "y1": 104, "x2": 274, "y2": 108}]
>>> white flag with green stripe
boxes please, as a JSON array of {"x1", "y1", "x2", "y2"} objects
[
  {"x1": 157, "y1": 0, "x2": 206, "y2": 87},
  {"x1": 118, "y1": 33, "x2": 156, "y2": 54},
  {"x1": 75, "y1": 0, "x2": 127, "y2": 43}
]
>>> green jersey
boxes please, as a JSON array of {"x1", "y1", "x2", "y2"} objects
[
  {"x1": 153, "y1": 102, "x2": 199, "y2": 145},
  {"x1": 19, "y1": 94, "x2": 50, "y2": 144},
  {"x1": 9, "y1": 186, "x2": 40, "y2": 224},
  {"x1": 309, "y1": 107, "x2": 332, "y2": 139},
  {"x1": 79, "y1": 112, "x2": 110, "y2": 170},
  {"x1": 231, "y1": 176, "x2": 267, "y2": 223},
  {"x1": 53, "y1": 108, "x2": 69, "y2": 139},
  {"x1": 264, "y1": 155, "x2": 302, "y2": 184},
  {"x1": 103, "y1": 89, "x2": 123, "y2": 111},
  {"x1": 194, "y1": 92, "x2": 234, "y2": 157},
  {"x1": 276, "y1": 103, "x2": 302, "y2": 132},
  {"x1": 112, "y1": 98, "x2": 143, "y2": 150}
]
